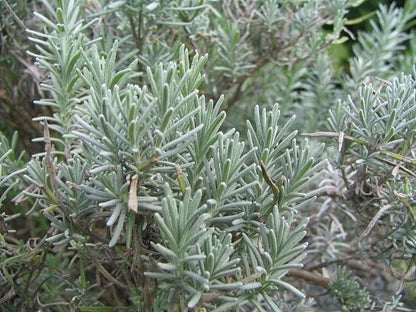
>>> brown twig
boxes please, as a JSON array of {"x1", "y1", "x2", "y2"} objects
[
  {"x1": 352, "y1": 204, "x2": 393, "y2": 246},
  {"x1": 287, "y1": 268, "x2": 330, "y2": 289},
  {"x1": 302, "y1": 132, "x2": 416, "y2": 177},
  {"x1": 84, "y1": 244, "x2": 128, "y2": 289},
  {"x1": 223, "y1": 58, "x2": 269, "y2": 112}
]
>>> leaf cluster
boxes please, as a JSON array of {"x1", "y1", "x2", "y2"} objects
[{"x1": 0, "y1": 0, "x2": 415, "y2": 311}]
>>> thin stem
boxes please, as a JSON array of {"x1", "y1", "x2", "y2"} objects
[{"x1": 2, "y1": 0, "x2": 26, "y2": 30}]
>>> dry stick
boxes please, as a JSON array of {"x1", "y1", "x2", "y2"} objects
[
  {"x1": 303, "y1": 131, "x2": 365, "y2": 145},
  {"x1": 302, "y1": 132, "x2": 416, "y2": 177},
  {"x1": 128, "y1": 174, "x2": 139, "y2": 213},
  {"x1": 352, "y1": 204, "x2": 393, "y2": 246},
  {"x1": 287, "y1": 268, "x2": 330, "y2": 289},
  {"x1": 0, "y1": 289, "x2": 16, "y2": 305},
  {"x1": 36, "y1": 293, "x2": 70, "y2": 308},
  {"x1": 223, "y1": 58, "x2": 268, "y2": 112},
  {"x1": 84, "y1": 244, "x2": 128, "y2": 289},
  {"x1": 203, "y1": 269, "x2": 332, "y2": 303},
  {"x1": 303, "y1": 132, "x2": 416, "y2": 166},
  {"x1": 306, "y1": 257, "x2": 354, "y2": 271},
  {"x1": 338, "y1": 122, "x2": 353, "y2": 188}
]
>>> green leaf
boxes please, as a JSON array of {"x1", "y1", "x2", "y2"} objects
[
  {"x1": 187, "y1": 291, "x2": 201, "y2": 308},
  {"x1": 146, "y1": 2, "x2": 159, "y2": 11}
]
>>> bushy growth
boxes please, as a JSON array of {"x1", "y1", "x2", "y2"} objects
[{"x1": 0, "y1": 0, "x2": 415, "y2": 311}]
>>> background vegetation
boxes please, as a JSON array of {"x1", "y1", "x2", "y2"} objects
[{"x1": 1, "y1": 0, "x2": 415, "y2": 311}]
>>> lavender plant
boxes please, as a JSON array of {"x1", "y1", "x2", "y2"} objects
[{"x1": 1, "y1": 0, "x2": 415, "y2": 311}]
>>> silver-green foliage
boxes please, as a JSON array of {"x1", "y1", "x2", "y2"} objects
[
  {"x1": 322, "y1": 68, "x2": 416, "y2": 300},
  {"x1": 0, "y1": 132, "x2": 26, "y2": 209},
  {"x1": 2, "y1": 0, "x2": 415, "y2": 311},
  {"x1": 331, "y1": 267, "x2": 372, "y2": 310},
  {"x1": 4, "y1": 0, "x2": 321, "y2": 310},
  {"x1": 345, "y1": 4, "x2": 413, "y2": 92}
]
